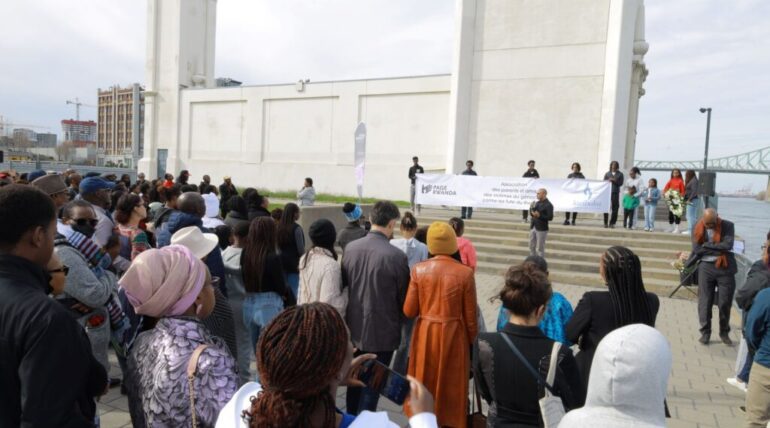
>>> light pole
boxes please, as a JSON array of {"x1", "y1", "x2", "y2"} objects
[
  {"x1": 700, "y1": 107, "x2": 712, "y2": 170},
  {"x1": 700, "y1": 107, "x2": 712, "y2": 208}
]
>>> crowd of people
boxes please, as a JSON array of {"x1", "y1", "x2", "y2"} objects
[{"x1": 0, "y1": 164, "x2": 768, "y2": 428}]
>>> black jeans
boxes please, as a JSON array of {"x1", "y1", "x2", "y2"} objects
[
  {"x1": 604, "y1": 192, "x2": 620, "y2": 226},
  {"x1": 697, "y1": 261, "x2": 736, "y2": 335},
  {"x1": 623, "y1": 209, "x2": 634, "y2": 228},
  {"x1": 565, "y1": 212, "x2": 577, "y2": 223},
  {"x1": 461, "y1": 206, "x2": 473, "y2": 219},
  {"x1": 522, "y1": 210, "x2": 529, "y2": 220},
  {"x1": 346, "y1": 350, "x2": 394, "y2": 415},
  {"x1": 668, "y1": 211, "x2": 681, "y2": 225}
]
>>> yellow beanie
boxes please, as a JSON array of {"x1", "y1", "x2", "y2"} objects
[{"x1": 427, "y1": 222, "x2": 458, "y2": 256}]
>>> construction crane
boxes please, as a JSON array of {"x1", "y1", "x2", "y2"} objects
[
  {"x1": 65, "y1": 97, "x2": 96, "y2": 121},
  {"x1": 0, "y1": 117, "x2": 51, "y2": 136}
]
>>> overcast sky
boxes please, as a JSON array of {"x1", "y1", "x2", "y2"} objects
[{"x1": 1, "y1": 0, "x2": 768, "y2": 191}]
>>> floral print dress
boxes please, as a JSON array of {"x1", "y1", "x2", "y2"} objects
[{"x1": 126, "y1": 316, "x2": 238, "y2": 427}]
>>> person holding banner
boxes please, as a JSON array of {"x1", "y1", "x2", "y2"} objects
[
  {"x1": 461, "y1": 160, "x2": 477, "y2": 220},
  {"x1": 408, "y1": 157, "x2": 424, "y2": 215},
  {"x1": 603, "y1": 161, "x2": 625, "y2": 228},
  {"x1": 564, "y1": 162, "x2": 585, "y2": 226},
  {"x1": 530, "y1": 188, "x2": 554, "y2": 258},
  {"x1": 521, "y1": 160, "x2": 540, "y2": 223}
]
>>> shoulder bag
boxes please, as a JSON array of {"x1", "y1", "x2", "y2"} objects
[
  {"x1": 500, "y1": 333, "x2": 565, "y2": 428},
  {"x1": 187, "y1": 344, "x2": 210, "y2": 428},
  {"x1": 467, "y1": 376, "x2": 487, "y2": 428}
]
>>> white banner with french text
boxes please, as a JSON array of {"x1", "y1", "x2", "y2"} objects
[{"x1": 414, "y1": 174, "x2": 611, "y2": 213}]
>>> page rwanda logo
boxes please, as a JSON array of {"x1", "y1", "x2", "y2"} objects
[{"x1": 422, "y1": 184, "x2": 456, "y2": 196}]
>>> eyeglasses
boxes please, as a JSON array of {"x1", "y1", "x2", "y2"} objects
[
  {"x1": 74, "y1": 218, "x2": 99, "y2": 227},
  {"x1": 48, "y1": 265, "x2": 70, "y2": 276}
]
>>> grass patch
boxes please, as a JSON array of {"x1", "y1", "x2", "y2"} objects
[{"x1": 237, "y1": 187, "x2": 411, "y2": 208}]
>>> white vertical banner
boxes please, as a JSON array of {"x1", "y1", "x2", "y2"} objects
[
  {"x1": 415, "y1": 174, "x2": 611, "y2": 213},
  {"x1": 354, "y1": 122, "x2": 366, "y2": 201}
]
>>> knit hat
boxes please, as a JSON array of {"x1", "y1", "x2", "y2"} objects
[
  {"x1": 119, "y1": 246, "x2": 207, "y2": 318},
  {"x1": 343, "y1": 202, "x2": 362, "y2": 222},
  {"x1": 309, "y1": 219, "x2": 337, "y2": 248},
  {"x1": 427, "y1": 221, "x2": 458, "y2": 255},
  {"x1": 28, "y1": 169, "x2": 46, "y2": 182},
  {"x1": 32, "y1": 174, "x2": 67, "y2": 196}
]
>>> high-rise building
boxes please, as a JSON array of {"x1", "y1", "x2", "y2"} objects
[
  {"x1": 36, "y1": 132, "x2": 57, "y2": 148},
  {"x1": 12, "y1": 128, "x2": 37, "y2": 142},
  {"x1": 61, "y1": 119, "x2": 97, "y2": 142},
  {"x1": 97, "y1": 83, "x2": 144, "y2": 167}
]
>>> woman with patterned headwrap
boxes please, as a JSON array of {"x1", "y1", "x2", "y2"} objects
[{"x1": 122, "y1": 245, "x2": 238, "y2": 427}]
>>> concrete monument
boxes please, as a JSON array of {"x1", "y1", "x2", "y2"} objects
[{"x1": 140, "y1": 0, "x2": 648, "y2": 201}]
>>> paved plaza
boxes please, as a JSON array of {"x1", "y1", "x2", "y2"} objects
[{"x1": 98, "y1": 273, "x2": 746, "y2": 427}]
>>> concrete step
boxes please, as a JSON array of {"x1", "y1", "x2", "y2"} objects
[
  {"x1": 471, "y1": 239, "x2": 687, "y2": 260},
  {"x1": 475, "y1": 260, "x2": 681, "y2": 298},
  {"x1": 474, "y1": 246, "x2": 679, "y2": 274},
  {"x1": 461, "y1": 229, "x2": 692, "y2": 250}
]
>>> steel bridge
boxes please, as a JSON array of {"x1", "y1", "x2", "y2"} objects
[{"x1": 635, "y1": 146, "x2": 770, "y2": 175}]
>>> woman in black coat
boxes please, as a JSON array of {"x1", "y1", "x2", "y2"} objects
[
  {"x1": 565, "y1": 246, "x2": 660, "y2": 395},
  {"x1": 474, "y1": 263, "x2": 584, "y2": 427}
]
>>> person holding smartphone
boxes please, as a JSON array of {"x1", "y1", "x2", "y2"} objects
[{"x1": 216, "y1": 303, "x2": 438, "y2": 428}]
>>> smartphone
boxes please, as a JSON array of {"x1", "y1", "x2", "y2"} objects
[{"x1": 356, "y1": 360, "x2": 410, "y2": 405}]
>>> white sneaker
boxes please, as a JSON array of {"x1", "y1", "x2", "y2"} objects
[
  {"x1": 644, "y1": 227, "x2": 650, "y2": 231},
  {"x1": 649, "y1": 228, "x2": 655, "y2": 232},
  {"x1": 681, "y1": 230, "x2": 690, "y2": 235},
  {"x1": 673, "y1": 226, "x2": 680, "y2": 234},
  {"x1": 727, "y1": 377, "x2": 748, "y2": 393}
]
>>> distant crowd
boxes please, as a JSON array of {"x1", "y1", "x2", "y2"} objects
[{"x1": 0, "y1": 165, "x2": 768, "y2": 427}]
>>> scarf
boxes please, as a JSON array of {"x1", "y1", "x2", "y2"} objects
[
  {"x1": 62, "y1": 226, "x2": 113, "y2": 276},
  {"x1": 119, "y1": 245, "x2": 207, "y2": 318},
  {"x1": 694, "y1": 217, "x2": 728, "y2": 269}
]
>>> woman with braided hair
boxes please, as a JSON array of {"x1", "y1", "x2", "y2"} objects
[
  {"x1": 565, "y1": 246, "x2": 660, "y2": 395},
  {"x1": 216, "y1": 302, "x2": 438, "y2": 428}
]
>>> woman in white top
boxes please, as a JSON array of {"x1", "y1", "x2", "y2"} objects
[
  {"x1": 297, "y1": 177, "x2": 317, "y2": 206},
  {"x1": 216, "y1": 303, "x2": 438, "y2": 428},
  {"x1": 298, "y1": 219, "x2": 348, "y2": 315}
]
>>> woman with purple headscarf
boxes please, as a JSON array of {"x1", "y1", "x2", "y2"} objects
[{"x1": 121, "y1": 245, "x2": 238, "y2": 427}]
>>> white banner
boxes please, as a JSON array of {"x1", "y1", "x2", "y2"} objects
[
  {"x1": 415, "y1": 174, "x2": 611, "y2": 213},
  {"x1": 354, "y1": 122, "x2": 366, "y2": 200}
]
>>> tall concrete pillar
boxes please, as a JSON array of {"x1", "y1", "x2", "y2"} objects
[
  {"x1": 448, "y1": 0, "x2": 648, "y2": 180},
  {"x1": 139, "y1": 0, "x2": 217, "y2": 179}
]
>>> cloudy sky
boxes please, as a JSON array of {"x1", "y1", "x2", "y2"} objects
[{"x1": 1, "y1": 0, "x2": 768, "y2": 191}]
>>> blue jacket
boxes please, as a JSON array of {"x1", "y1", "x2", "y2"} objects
[
  {"x1": 641, "y1": 187, "x2": 661, "y2": 205},
  {"x1": 156, "y1": 210, "x2": 227, "y2": 294},
  {"x1": 746, "y1": 287, "x2": 770, "y2": 368},
  {"x1": 496, "y1": 292, "x2": 574, "y2": 345}
]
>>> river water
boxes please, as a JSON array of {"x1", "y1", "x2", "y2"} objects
[{"x1": 716, "y1": 197, "x2": 770, "y2": 261}]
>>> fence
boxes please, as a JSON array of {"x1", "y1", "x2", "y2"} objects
[{"x1": 0, "y1": 161, "x2": 137, "y2": 181}]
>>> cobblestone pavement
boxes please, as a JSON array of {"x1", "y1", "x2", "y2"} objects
[{"x1": 98, "y1": 273, "x2": 745, "y2": 427}]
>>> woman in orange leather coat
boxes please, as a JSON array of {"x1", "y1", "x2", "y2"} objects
[{"x1": 404, "y1": 221, "x2": 478, "y2": 427}]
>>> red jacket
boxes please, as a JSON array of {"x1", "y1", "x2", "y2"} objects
[{"x1": 663, "y1": 177, "x2": 685, "y2": 195}]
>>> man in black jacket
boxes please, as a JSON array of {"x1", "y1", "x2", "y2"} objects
[
  {"x1": 529, "y1": 188, "x2": 554, "y2": 258},
  {"x1": 0, "y1": 185, "x2": 107, "y2": 427},
  {"x1": 408, "y1": 156, "x2": 424, "y2": 214},
  {"x1": 692, "y1": 208, "x2": 738, "y2": 346}
]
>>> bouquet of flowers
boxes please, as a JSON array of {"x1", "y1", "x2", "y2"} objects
[
  {"x1": 671, "y1": 251, "x2": 698, "y2": 286},
  {"x1": 664, "y1": 189, "x2": 685, "y2": 217}
]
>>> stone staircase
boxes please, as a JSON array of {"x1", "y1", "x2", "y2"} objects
[{"x1": 413, "y1": 207, "x2": 694, "y2": 298}]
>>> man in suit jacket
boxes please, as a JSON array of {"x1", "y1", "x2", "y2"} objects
[{"x1": 692, "y1": 208, "x2": 737, "y2": 346}]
